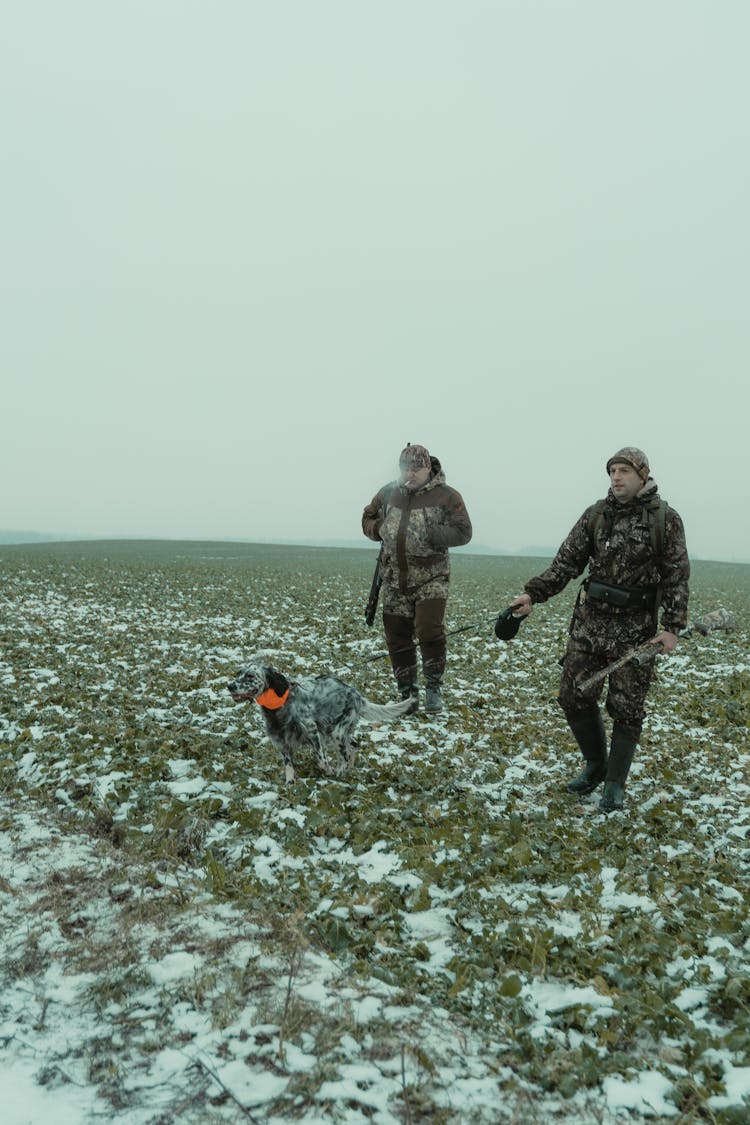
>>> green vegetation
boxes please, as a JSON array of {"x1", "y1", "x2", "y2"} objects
[{"x1": 1, "y1": 540, "x2": 749, "y2": 1122}]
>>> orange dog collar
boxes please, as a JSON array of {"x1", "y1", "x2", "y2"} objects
[{"x1": 255, "y1": 687, "x2": 290, "y2": 710}]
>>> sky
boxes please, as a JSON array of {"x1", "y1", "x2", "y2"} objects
[{"x1": 2, "y1": 1, "x2": 749, "y2": 561}]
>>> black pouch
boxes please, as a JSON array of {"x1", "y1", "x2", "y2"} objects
[{"x1": 586, "y1": 580, "x2": 631, "y2": 608}]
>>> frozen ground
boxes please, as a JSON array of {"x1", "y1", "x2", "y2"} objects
[{"x1": 1, "y1": 541, "x2": 749, "y2": 1123}]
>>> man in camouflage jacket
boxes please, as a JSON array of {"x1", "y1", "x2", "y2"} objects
[
  {"x1": 362, "y1": 443, "x2": 472, "y2": 714},
  {"x1": 512, "y1": 446, "x2": 689, "y2": 812}
]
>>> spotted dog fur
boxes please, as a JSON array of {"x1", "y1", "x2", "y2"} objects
[{"x1": 228, "y1": 657, "x2": 413, "y2": 783}]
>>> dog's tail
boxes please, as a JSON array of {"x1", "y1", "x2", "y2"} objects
[{"x1": 361, "y1": 698, "x2": 414, "y2": 723}]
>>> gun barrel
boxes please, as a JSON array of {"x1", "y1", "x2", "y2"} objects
[
  {"x1": 574, "y1": 606, "x2": 734, "y2": 694},
  {"x1": 575, "y1": 641, "x2": 661, "y2": 694}
]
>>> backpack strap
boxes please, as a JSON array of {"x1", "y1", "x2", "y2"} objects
[
  {"x1": 649, "y1": 499, "x2": 667, "y2": 562},
  {"x1": 588, "y1": 499, "x2": 611, "y2": 553},
  {"x1": 647, "y1": 498, "x2": 668, "y2": 628}
]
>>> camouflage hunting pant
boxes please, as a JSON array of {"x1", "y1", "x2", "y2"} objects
[{"x1": 558, "y1": 600, "x2": 657, "y2": 734}]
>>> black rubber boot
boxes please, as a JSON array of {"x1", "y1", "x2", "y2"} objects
[
  {"x1": 565, "y1": 710, "x2": 608, "y2": 795},
  {"x1": 598, "y1": 723, "x2": 639, "y2": 813}
]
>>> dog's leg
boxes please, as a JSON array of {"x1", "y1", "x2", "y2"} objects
[
  {"x1": 333, "y1": 718, "x2": 357, "y2": 776},
  {"x1": 308, "y1": 731, "x2": 332, "y2": 775},
  {"x1": 268, "y1": 727, "x2": 296, "y2": 784},
  {"x1": 282, "y1": 747, "x2": 296, "y2": 784},
  {"x1": 335, "y1": 739, "x2": 355, "y2": 776}
]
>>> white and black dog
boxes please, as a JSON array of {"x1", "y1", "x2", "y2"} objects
[{"x1": 228, "y1": 657, "x2": 413, "y2": 783}]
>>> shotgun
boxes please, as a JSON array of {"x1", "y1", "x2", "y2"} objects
[
  {"x1": 364, "y1": 546, "x2": 384, "y2": 627},
  {"x1": 575, "y1": 608, "x2": 736, "y2": 694}
]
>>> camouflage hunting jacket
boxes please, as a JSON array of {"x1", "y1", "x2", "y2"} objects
[
  {"x1": 362, "y1": 458, "x2": 472, "y2": 595},
  {"x1": 524, "y1": 480, "x2": 690, "y2": 634}
]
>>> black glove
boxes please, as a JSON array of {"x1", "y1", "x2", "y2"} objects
[{"x1": 494, "y1": 606, "x2": 527, "y2": 641}]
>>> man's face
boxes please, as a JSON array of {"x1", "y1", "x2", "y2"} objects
[
  {"x1": 609, "y1": 461, "x2": 643, "y2": 502},
  {"x1": 400, "y1": 463, "x2": 430, "y2": 491}
]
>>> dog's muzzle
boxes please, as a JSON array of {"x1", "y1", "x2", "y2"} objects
[{"x1": 228, "y1": 679, "x2": 256, "y2": 702}]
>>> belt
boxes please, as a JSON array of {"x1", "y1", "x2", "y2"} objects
[{"x1": 585, "y1": 579, "x2": 658, "y2": 611}]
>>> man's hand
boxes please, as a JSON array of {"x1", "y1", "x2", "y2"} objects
[
  {"x1": 511, "y1": 594, "x2": 533, "y2": 616},
  {"x1": 652, "y1": 630, "x2": 679, "y2": 653}
]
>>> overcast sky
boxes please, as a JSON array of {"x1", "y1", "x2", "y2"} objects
[{"x1": 2, "y1": 2, "x2": 748, "y2": 561}]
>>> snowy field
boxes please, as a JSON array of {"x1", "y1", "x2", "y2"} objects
[{"x1": 1, "y1": 540, "x2": 749, "y2": 1124}]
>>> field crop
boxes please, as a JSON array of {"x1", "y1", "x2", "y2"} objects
[{"x1": 1, "y1": 540, "x2": 749, "y2": 1124}]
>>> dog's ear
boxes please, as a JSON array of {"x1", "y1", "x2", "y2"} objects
[{"x1": 267, "y1": 668, "x2": 290, "y2": 696}]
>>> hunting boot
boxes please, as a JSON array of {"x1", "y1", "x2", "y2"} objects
[
  {"x1": 420, "y1": 627, "x2": 446, "y2": 716},
  {"x1": 394, "y1": 666, "x2": 419, "y2": 715},
  {"x1": 565, "y1": 709, "x2": 608, "y2": 795},
  {"x1": 398, "y1": 680, "x2": 419, "y2": 715},
  {"x1": 424, "y1": 674, "x2": 444, "y2": 715},
  {"x1": 598, "y1": 722, "x2": 639, "y2": 813}
]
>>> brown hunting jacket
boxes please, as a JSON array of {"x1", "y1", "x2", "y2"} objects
[
  {"x1": 524, "y1": 480, "x2": 689, "y2": 635},
  {"x1": 362, "y1": 457, "x2": 472, "y2": 595}
]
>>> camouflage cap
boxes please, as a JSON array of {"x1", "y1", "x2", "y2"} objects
[
  {"x1": 399, "y1": 443, "x2": 431, "y2": 470},
  {"x1": 606, "y1": 446, "x2": 650, "y2": 481}
]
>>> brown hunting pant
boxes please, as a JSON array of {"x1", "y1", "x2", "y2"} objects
[{"x1": 382, "y1": 593, "x2": 447, "y2": 687}]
